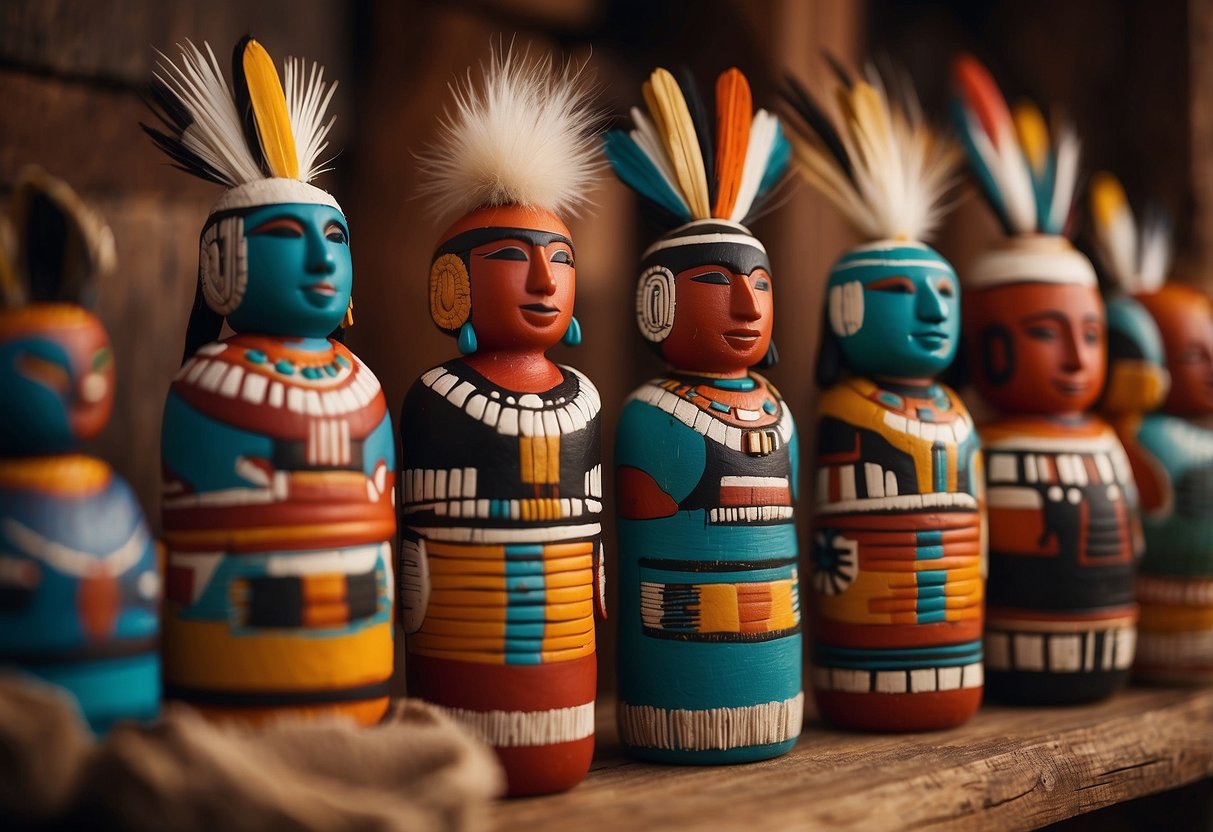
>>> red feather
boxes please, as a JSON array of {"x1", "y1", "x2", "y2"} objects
[{"x1": 951, "y1": 54, "x2": 1013, "y2": 148}]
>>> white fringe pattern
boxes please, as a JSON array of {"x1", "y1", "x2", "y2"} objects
[
  {"x1": 435, "y1": 701, "x2": 595, "y2": 747},
  {"x1": 618, "y1": 692, "x2": 804, "y2": 751}
]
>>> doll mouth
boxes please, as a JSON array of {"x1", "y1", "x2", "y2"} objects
[
  {"x1": 912, "y1": 330, "x2": 949, "y2": 349},
  {"x1": 302, "y1": 282, "x2": 339, "y2": 306},
  {"x1": 519, "y1": 304, "x2": 560, "y2": 325},
  {"x1": 1052, "y1": 379, "x2": 1089, "y2": 396},
  {"x1": 723, "y1": 329, "x2": 761, "y2": 346}
]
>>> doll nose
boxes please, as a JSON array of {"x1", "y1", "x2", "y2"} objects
[
  {"x1": 916, "y1": 283, "x2": 947, "y2": 323},
  {"x1": 307, "y1": 230, "x2": 338, "y2": 274},
  {"x1": 730, "y1": 275, "x2": 761, "y2": 320},
  {"x1": 1061, "y1": 328, "x2": 1084, "y2": 371},
  {"x1": 526, "y1": 246, "x2": 557, "y2": 295}
]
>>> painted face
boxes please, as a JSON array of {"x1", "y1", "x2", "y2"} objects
[
  {"x1": 829, "y1": 242, "x2": 959, "y2": 381},
  {"x1": 1138, "y1": 284, "x2": 1213, "y2": 415},
  {"x1": 0, "y1": 305, "x2": 113, "y2": 455},
  {"x1": 224, "y1": 202, "x2": 352, "y2": 338},
  {"x1": 1101, "y1": 295, "x2": 1169, "y2": 416},
  {"x1": 659, "y1": 262, "x2": 773, "y2": 373},
  {"x1": 435, "y1": 205, "x2": 576, "y2": 354},
  {"x1": 965, "y1": 282, "x2": 1105, "y2": 415}
]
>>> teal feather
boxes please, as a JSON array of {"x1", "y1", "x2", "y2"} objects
[
  {"x1": 602, "y1": 131, "x2": 692, "y2": 222},
  {"x1": 758, "y1": 121, "x2": 791, "y2": 196},
  {"x1": 950, "y1": 98, "x2": 1013, "y2": 235}
]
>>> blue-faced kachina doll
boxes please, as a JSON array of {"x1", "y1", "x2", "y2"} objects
[
  {"x1": 605, "y1": 67, "x2": 802, "y2": 763},
  {"x1": 144, "y1": 39, "x2": 395, "y2": 725},
  {"x1": 783, "y1": 65, "x2": 985, "y2": 731},
  {"x1": 1093, "y1": 172, "x2": 1213, "y2": 685},
  {"x1": 0, "y1": 168, "x2": 160, "y2": 732}
]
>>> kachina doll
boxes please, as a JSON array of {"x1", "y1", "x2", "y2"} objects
[
  {"x1": 145, "y1": 39, "x2": 396, "y2": 725},
  {"x1": 785, "y1": 67, "x2": 984, "y2": 731},
  {"x1": 0, "y1": 168, "x2": 160, "y2": 732},
  {"x1": 606, "y1": 67, "x2": 801, "y2": 762},
  {"x1": 399, "y1": 50, "x2": 604, "y2": 796},
  {"x1": 952, "y1": 55, "x2": 1138, "y2": 703},
  {"x1": 1092, "y1": 173, "x2": 1213, "y2": 685}
]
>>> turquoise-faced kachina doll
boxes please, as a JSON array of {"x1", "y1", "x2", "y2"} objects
[
  {"x1": 606, "y1": 67, "x2": 801, "y2": 763},
  {"x1": 782, "y1": 67, "x2": 984, "y2": 731},
  {"x1": 0, "y1": 168, "x2": 160, "y2": 732}
]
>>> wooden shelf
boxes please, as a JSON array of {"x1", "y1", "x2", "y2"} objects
[{"x1": 490, "y1": 686, "x2": 1213, "y2": 831}]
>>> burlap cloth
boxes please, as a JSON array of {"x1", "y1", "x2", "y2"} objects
[{"x1": 0, "y1": 677, "x2": 505, "y2": 831}]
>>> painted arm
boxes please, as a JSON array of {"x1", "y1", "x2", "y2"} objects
[{"x1": 614, "y1": 397, "x2": 706, "y2": 520}]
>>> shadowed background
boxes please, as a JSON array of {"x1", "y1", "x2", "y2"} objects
[{"x1": 2, "y1": 0, "x2": 1209, "y2": 695}]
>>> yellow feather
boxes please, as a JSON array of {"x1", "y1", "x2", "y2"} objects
[
  {"x1": 1013, "y1": 101, "x2": 1049, "y2": 175},
  {"x1": 1090, "y1": 171, "x2": 1128, "y2": 230},
  {"x1": 242, "y1": 39, "x2": 299, "y2": 179},
  {"x1": 645, "y1": 68, "x2": 711, "y2": 220}
]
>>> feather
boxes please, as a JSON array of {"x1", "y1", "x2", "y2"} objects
[
  {"x1": 1013, "y1": 101, "x2": 1049, "y2": 176},
  {"x1": 781, "y1": 75, "x2": 854, "y2": 183},
  {"x1": 628, "y1": 106, "x2": 687, "y2": 210},
  {"x1": 284, "y1": 57, "x2": 338, "y2": 182},
  {"x1": 603, "y1": 131, "x2": 691, "y2": 221},
  {"x1": 783, "y1": 61, "x2": 960, "y2": 242},
  {"x1": 146, "y1": 40, "x2": 263, "y2": 186},
  {"x1": 823, "y1": 51, "x2": 854, "y2": 90},
  {"x1": 758, "y1": 119, "x2": 791, "y2": 195},
  {"x1": 415, "y1": 47, "x2": 603, "y2": 222},
  {"x1": 731, "y1": 110, "x2": 778, "y2": 223},
  {"x1": 950, "y1": 54, "x2": 1037, "y2": 233},
  {"x1": 645, "y1": 68, "x2": 711, "y2": 220},
  {"x1": 1090, "y1": 171, "x2": 1135, "y2": 284},
  {"x1": 1138, "y1": 208, "x2": 1173, "y2": 293},
  {"x1": 1044, "y1": 122, "x2": 1079, "y2": 235},
  {"x1": 678, "y1": 67, "x2": 716, "y2": 211},
  {"x1": 237, "y1": 37, "x2": 299, "y2": 179},
  {"x1": 713, "y1": 68, "x2": 753, "y2": 219}
]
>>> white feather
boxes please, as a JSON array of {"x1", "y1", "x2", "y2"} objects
[
  {"x1": 416, "y1": 48, "x2": 603, "y2": 222},
  {"x1": 1046, "y1": 125, "x2": 1080, "y2": 234},
  {"x1": 992, "y1": 126, "x2": 1038, "y2": 234},
  {"x1": 284, "y1": 57, "x2": 339, "y2": 183},
  {"x1": 1138, "y1": 212, "x2": 1173, "y2": 293},
  {"x1": 729, "y1": 110, "x2": 777, "y2": 223},
  {"x1": 154, "y1": 41, "x2": 263, "y2": 186},
  {"x1": 629, "y1": 107, "x2": 689, "y2": 216}
]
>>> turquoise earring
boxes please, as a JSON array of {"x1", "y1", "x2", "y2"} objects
[
  {"x1": 561, "y1": 315, "x2": 582, "y2": 347},
  {"x1": 458, "y1": 321, "x2": 478, "y2": 355}
]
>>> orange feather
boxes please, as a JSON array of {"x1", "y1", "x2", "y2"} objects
[
  {"x1": 712, "y1": 68, "x2": 752, "y2": 219},
  {"x1": 241, "y1": 38, "x2": 299, "y2": 179},
  {"x1": 951, "y1": 54, "x2": 1013, "y2": 149}
]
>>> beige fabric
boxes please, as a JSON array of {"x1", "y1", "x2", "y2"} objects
[{"x1": 0, "y1": 677, "x2": 504, "y2": 832}]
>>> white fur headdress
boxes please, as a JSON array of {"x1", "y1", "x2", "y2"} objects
[{"x1": 415, "y1": 47, "x2": 602, "y2": 223}]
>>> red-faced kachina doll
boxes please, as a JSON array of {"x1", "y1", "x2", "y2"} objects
[
  {"x1": 783, "y1": 65, "x2": 983, "y2": 731},
  {"x1": 952, "y1": 56, "x2": 1139, "y2": 703},
  {"x1": 1093, "y1": 173, "x2": 1213, "y2": 685},
  {"x1": 399, "y1": 49, "x2": 604, "y2": 796}
]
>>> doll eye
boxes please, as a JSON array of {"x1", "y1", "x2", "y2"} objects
[
  {"x1": 325, "y1": 222, "x2": 349, "y2": 245},
  {"x1": 483, "y1": 246, "x2": 529, "y2": 261},
  {"x1": 249, "y1": 217, "x2": 305, "y2": 238},
  {"x1": 1027, "y1": 326, "x2": 1056, "y2": 341},
  {"x1": 92, "y1": 346, "x2": 113, "y2": 372},
  {"x1": 550, "y1": 249, "x2": 573, "y2": 266},
  {"x1": 867, "y1": 276, "x2": 915, "y2": 294},
  {"x1": 691, "y1": 271, "x2": 731, "y2": 285},
  {"x1": 936, "y1": 278, "x2": 956, "y2": 297},
  {"x1": 17, "y1": 353, "x2": 70, "y2": 393}
]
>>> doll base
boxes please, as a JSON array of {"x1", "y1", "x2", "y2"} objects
[
  {"x1": 983, "y1": 669, "x2": 1129, "y2": 705},
  {"x1": 497, "y1": 736, "x2": 596, "y2": 797},
  {"x1": 623, "y1": 738, "x2": 798, "y2": 765},
  {"x1": 177, "y1": 695, "x2": 390, "y2": 727},
  {"x1": 813, "y1": 687, "x2": 981, "y2": 732}
]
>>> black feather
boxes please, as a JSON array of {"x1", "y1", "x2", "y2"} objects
[
  {"x1": 823, "y1": 51, "x2": 854, "y2": 89},
  {"x1": 781, "y1": 75, "x2": 855, "y2": 184},
  {"x1": 231, "y1": 34, "x2": 269, "y2": 176},
  {"x1": 140, "y1": 124, "x2": 231, "y2": 185},
  {"x1": 676, "y1": 67, "x2": 716, "y2": 210}
]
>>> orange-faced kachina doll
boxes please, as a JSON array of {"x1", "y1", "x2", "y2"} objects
[{"x1": 399, "y1": 49, "x2": 604, "y2": 796}]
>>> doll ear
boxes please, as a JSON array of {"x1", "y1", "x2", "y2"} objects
[
  {"x1": 429, "y1": 253, "x2": 471, "y2": 332},
  {"x1": 980, "y1": 324, "x2": 1015, "y2": 386},
  {"x1": 10, "y1": 167, "x2": 114, "y2": 308}
]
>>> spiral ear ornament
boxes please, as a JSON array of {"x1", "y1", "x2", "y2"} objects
[
  {"x1": 198, "y1": 215, "x2": 248, "y2": 316},
  {"x1": 636, "y1": 264, "x2": 676, "y2": 343},
  {"x1": 429, "y1": 252, "x2": 472, "y2": 331}
]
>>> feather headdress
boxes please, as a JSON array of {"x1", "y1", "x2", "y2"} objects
[
  {"x1": 144, "y1": 37, "x2": 341, "y2": 214},
  {"x1": 782, "y1": 62, "x2": 961, "y2": 243},
  {"x1": 950, "y1": 54, "x2": 1080, "y2": 237},
  {"x1": 603, "y1": 67, "x2": 790, "y2": 229},
  {"x1": 415, "y1": 48, "x2": 602, "y2": 224},
  {"x1": 1089, "y1": 172, "x2": 1173, "y2": 295}
]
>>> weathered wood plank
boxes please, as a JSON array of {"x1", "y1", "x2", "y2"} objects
[{"x1": 489, "y1": 687, "x2": 1213, "y2": 832}]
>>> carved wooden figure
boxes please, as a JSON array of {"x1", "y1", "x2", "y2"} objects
[
  {"x1": 399, "y1": 50, "x2": 604, "y2": 796},
  {"x1": 1093, "y1": 173, "x2": 1213, "y2": 685},
  {"x1": 953, "y1": 57, "x2": 1138, "y2": 703},
  {"x1": 604, "y1": 67, "x2": 801, "y2": 762},
  {"x1": 145, "y1": 38, "x2": 395, "y2": 725},
  {"x1": 784, "y1": 66, "x2": 983, "y2": 731},
  {"x1": 0, "y1": 168, "x2": 160, "y2": 732}
]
